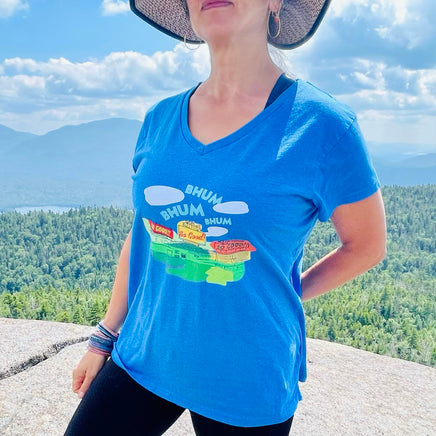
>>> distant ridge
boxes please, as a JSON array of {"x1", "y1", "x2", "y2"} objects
[
  {"x1": 0, "y1": 125, "x2": 38, "y2": 153},
  {"x1": 0, "y1": 120, "x2": 435, "y2": 210},
  {"x1": 399, "y1": 153, "x2": 436, "y2": 168},
  {"x1": 0, "y1": 118, "x2": 142, "y2": 210},
  {"x1": 367, "y1": 141, "x2": 436, "y2": 186}
]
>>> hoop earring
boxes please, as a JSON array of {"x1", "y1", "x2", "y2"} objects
[
  {"x1": 184, "y1": 35, "x2": 201, "y2": 51},
  {"x1": 268, "y1": 11, "x2": 281, "y2": 38}
]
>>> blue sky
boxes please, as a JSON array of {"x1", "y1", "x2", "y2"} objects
[{"x1": 1, "y1": 0, "x2": 436, "y2": 147}]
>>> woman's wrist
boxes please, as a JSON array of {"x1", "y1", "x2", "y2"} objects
[
  {"x1": 99, "y1": 320, "x2": 120, "y2": 340},
  {"x1": 87, "y1": 320, "x2": 120, "y2": 357},
  {"x1": 101, "y1": 318, "x2": 121, "y2": 335}
]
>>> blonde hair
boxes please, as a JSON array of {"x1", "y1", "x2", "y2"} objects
[{"x1": 268, "y1": 45, "x2": 295, "y2": 78}]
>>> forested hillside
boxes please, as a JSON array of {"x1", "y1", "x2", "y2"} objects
[
  {"x1": 304, "y1": 185, "x2": 435, "y2": 366},
  {"x1": 0, "y1": 186, "x2": 435, "y2": 366},
  {"x1": 0, "y1": 207, "x2": 132, "y2": 293}
]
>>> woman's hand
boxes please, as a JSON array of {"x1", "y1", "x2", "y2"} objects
[
  {"x1": 71, "y1": 231, "x2": 131, "y2": 398},
  {"x1": 72, "y1": 351, "x2": 107, "y2": 399}
]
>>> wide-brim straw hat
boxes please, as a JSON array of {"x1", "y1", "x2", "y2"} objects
[{"x1": 130, "y1": 0, "x2": 331, "y2": 50}]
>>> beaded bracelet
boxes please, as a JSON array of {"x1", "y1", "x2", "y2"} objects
[{"x1": 88, "y1": 321, "x2": 119, "y2": 357}]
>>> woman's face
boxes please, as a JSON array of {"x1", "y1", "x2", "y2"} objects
[{"x1": 185, "y1": 0, "x2": 281, "y2": 45}]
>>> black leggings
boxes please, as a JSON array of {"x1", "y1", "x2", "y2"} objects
[{"x1": 65, "y1": 359, "x2": 294, "y2": 436}]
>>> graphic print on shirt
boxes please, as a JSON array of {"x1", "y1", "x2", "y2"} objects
[{"x1": 142, "y1": 184, "x2": 256, "y2": 286}]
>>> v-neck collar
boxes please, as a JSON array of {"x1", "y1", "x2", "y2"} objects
[{"x1": 180, "y1": 79, "x2": 300, "y2": 155}]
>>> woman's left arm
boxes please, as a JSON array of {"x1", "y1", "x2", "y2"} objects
[{"x1": 301, "y1": 189, "x2": 386, "y2": 302}]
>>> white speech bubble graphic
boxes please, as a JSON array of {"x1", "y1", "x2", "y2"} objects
[
  {"x1": 144, "y1": 185, "x2": 185, "y2": 206},
  {"x1": 205, "y1": 226, "x2": 229, "y2": 237},
  {"x1": 213, "y1": 201, "x2": 249, "y2": 215}
]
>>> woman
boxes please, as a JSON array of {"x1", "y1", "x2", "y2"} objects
[{"x1": 65, "y1": 0, "x2": 386, "y2": 434}]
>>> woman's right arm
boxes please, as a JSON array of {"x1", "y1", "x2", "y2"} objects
[{"x1": 72, "y1": 230, "x2": 132, "y2": 398}]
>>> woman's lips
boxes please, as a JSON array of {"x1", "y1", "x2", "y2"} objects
[{"x1": 202, "y1": 1, "x2": 233, "y2": 11}]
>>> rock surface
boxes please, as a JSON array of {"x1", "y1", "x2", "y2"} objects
[
  {"x1": 0, "y1": 317, "x2": 435, "y2": 435},
  {"x1": 0, "y1": 317, "x2": 93, "y2": 380}
]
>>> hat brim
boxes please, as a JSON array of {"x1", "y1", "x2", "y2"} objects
[
  {"x1": 273, "y1": 0, "x2": 332, "y2": 50},
  {"x1": 130, "y1": 0, "x2": 200, "y2": 44},
  {"x1": 130, "y1": 0, "x2": 332, "y2": 50}
]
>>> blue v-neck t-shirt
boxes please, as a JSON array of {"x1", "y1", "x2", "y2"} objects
[{"x1": 111, "y1": 79, "x2": 380, "y2": 427}]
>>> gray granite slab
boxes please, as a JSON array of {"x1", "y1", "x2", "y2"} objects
[
  {"x1": 0, "y1": 318, "x2": 435, "y2": 435},
  {"x1": 0, "y1": 341, "x2": 193, "y2": 436},
  {"x1": 294, "y1": 339, "x2": 436, "y2": 436},
  {"x1": 0, "y1": 317, "x2": 93, "y2": 379}
]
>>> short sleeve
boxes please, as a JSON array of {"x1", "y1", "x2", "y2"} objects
[{"x1": 314, "y1": 118, "x2": 380, "y2": 222}]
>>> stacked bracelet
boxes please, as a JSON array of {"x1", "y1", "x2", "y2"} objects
[{"x1": 88, "y1": 321, "x2": 119, "y2": 357}]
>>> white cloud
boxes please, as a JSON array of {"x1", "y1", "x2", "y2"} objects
[
  {"x1": 206, "y1": 227, "x2": 229, "y2": 237},
  {"x1": 0, "y1": 98, "x2": 152, "y2": 135},
  {"x1": 279, "y1": 0, "x2": 436, "y2": 146},
  {"x1": 101, "y1": 0, "x2": 130, "y2": 16},
  {"x1": 359, "y1": 110, "x2": 436, "y2": 145},
  {"x1": 144, "y1": 186, "x2": 185, "y2": 206},
  {"x1": 0, "y1": 45, "x2": 210, "y2": 133},
  {"x1": 333, "y1": 63, "x2": 436, "y2": 113},
  {"x1": 0, "y1": 45, "x2": 210, "y2": 110},
  {"x1": 1, "y1": 0, "x2": 435, "y2": 145},
  {"x1": 0, "y1": 0, "x2": 28, "y2": 18},
  {"x1": 213, "y1": 202, "x2": 249, "y2": 215},
  {"x1": 293, "y1": 0, "x2": 436, "y2": 71}
]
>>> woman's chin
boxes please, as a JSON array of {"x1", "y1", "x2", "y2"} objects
[{"x1": 195, "y1": 25, "x2": 237, "y2": 45}]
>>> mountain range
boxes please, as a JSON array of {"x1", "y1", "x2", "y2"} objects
[
  {"x1": 1, "y1": 119, "x2": 435, "y2": 211},
  {"x1": 0, "y1": 119, "x2": 141, "y2": 210}
]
